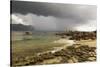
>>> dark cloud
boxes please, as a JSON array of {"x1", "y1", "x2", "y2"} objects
[
  {"x1": 11, "y1": 1, "x2": 61, "y2": 17},
  {"x1": 11, "y1": 1, "x2": 96, "y2": 19},
  {"x1": 11, "y1": 1, "x2": 97, "y2": 32}
]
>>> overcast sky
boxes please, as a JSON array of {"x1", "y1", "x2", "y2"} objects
[{"x1": 11, "y1": 0, "x2": 97, "y2": 32}]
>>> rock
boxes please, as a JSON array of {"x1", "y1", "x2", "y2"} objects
[{"x1": 88, "y1": 57, "x2": 96, "y2": 61}]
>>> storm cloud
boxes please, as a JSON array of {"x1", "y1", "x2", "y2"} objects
[{"x1": 11, "y1": 1, "x2": 97, "y2": 31}]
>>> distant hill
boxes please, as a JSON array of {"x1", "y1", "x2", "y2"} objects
[{"x1": 10, "y1": 24, "x2": 34, "y2": 31}]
